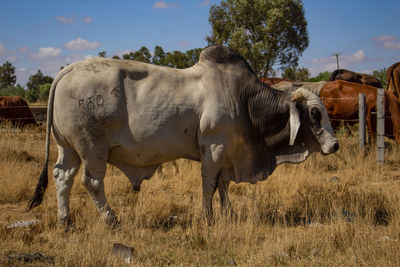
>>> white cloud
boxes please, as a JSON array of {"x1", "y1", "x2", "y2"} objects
[
  {"x1": 380, "y1": 41, "x2": 400, "y2": 51},
  {"x1": 65, "y1": 38, "x2": 100, "y2": 51},
  {"x1": 0, "y1": 43, "x2": 7, "y2": 56},
  {"x1": 6, "y1": 55, "x2": 17, "y2": 62},
  {"x1": 372, "y1": 35, "x2": 400, "y2": 51},
  {"x1": 55, "y1": 16, "x2": 75, "y2": 24},
  {"x1": 31, "y1": 47, "x2": 62, "y2": 59},
  {"x1": 199, "y1": 0, "x2": 211, "y2": 6},
  {"x1": 307, "y1": 50, "x2": 370, "y2": 76},
  {"x1": 152, "y1": 1, "x2": 177, "y2": 9},
  {"x1": 371, "y1": 35, "x2": 397, "y2": 42},
  {"x1": 83, "y1": 16, "x2": 92, "y2": 23},
  {"x1": 179, "y1": 40, "x2": 189, "y2": 47}
]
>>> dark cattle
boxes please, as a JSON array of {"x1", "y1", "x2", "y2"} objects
[
  {"x1": 329, "y1": 69, "x2": 382, "y2": 88},
  {"x1": 0, "y1": 96, "x2": 36, "y2": 127},
  {"x1": 387, "y1": 62, "x2": 400, "y2": 101},
  {"x1": 320, "y1": 80, "x2": 400, "y2": 145},
  {"x1": 260, "y1": 77, "x2": 294, "y2": 86},
  {"x1": 28, "y1": 45, "x2": 338, "y2": 225}
]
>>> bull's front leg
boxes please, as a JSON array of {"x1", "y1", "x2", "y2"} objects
[
  {"x1": 201, "y1": 169, "x2": 218, "y2": 223},
  {"x1": 200, "y1": 143, "x2": 226, "y2": 224}
]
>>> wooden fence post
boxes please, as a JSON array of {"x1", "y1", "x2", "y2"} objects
[
  {"x1": 359, "y1": 93, "x2": 366, "y2": 148},
  {"x1": 377, "y1": 88, "x2": 385, "y2": 165}
]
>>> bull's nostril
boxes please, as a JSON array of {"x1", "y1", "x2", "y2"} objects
[{"x1": 333, "y1": 143, "x2": 339, "y2": 152}]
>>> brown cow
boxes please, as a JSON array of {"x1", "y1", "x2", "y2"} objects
[
  {"x1": 329, "y1": 69, "x2": 382, "y2": 88},
  {"x1": 260, "y1": 77, "x2": 294, "y2": 86},
  {"x1": 0, "y1": 96, "x2": 37, "y2": 127},
  {"x1": 387, "y1": 62, "x2": 400, "y2": 101},
  {"x1": 320, "y1": 80, "x2": 400, "y2": 145}
]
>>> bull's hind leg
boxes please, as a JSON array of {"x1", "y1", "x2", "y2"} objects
[
  {"x1": 81, "y1": 155, "x2": 117, "y2": 225},
  {"x1": 217, "y1": 179, "x2": 232, "y2": 214},
  {"x1": 53, "y1": 145, "x2": 81, "y2": 225}
]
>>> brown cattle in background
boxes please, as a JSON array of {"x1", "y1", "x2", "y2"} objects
[
  {"x1": 329, "y1": 69, "x2": 382, "y2": 88},
  {"x1": 320, "y1": 80, "x2": 400, "y2": 145},
  {"x1": 0, "y1": 96, "x2": 37, "y2": 127},
  {"x1": 260, "y1": 77, "x2": 294, "y2": 86},
  {"x1": 387, "y1": 62, "x2": 400, "y2": 101}
]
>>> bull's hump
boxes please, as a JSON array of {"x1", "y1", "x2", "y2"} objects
[{"x1": 199, "y1": 45, "x2": 253, "y2": 72}]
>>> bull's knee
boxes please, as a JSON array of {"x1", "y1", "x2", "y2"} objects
[{"x1": 81, "y1": 175, "x2": 102, "y2": 194}]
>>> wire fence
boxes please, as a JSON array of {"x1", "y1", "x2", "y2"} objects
[{"x1": 0, "y1": 98, "x2": 395, "y2": 134}]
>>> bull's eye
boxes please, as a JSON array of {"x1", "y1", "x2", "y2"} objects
[{"x1": 311, "y1": 108, "x2": 321, "y2": 122}]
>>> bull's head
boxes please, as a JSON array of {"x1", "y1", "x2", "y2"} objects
[{"x1": 289, "y1": 88, "x2": 339, "y2": 154}]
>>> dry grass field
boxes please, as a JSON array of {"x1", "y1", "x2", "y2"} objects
[{"x1": 1, "y1": 124, "x2": 400, "y2": 266}]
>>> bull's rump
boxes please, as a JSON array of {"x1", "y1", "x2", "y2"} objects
[{"x1": 53, "y1": 59, "x2": 202, "y2": 166}]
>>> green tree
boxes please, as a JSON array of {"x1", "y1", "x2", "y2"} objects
[
  {"x1": 98, "y1": 51, "x2": 107, "y2": 58},
  {"x1": 308, "y1": 71, "x2": 332, "y2": 82},
  {"x1": 122, "y1": 47, "x2": 151, "y2": 63},
  {"x1": 165, "y1": 51, "x2": 189, "y2": 69},
  {"x1": 373, "y1": 68, "x2": 387, "y2": 89},
  {"x1": 39, "y1": 83, "x2": 51, "y2": 101},
  {"x1": 207, "y1": 0, "x2": 309, "y2": 77},
  {"x1": 0, "y1": 84, "x2": 25, "y2": 98},
  {"x1": 0, "y1": 61, "x2": 17, "y2": 90},
  {"x1": 282, "y1": 66, "x2": 310, "y2": 81},
  {"x1": 26, "y1": 70, "x2": 53, "y2": 102},
  {"x1": 185, "y1": 48, "x2": 202, "y2": 67},
  {"x1": 152, "y1": 45, "x2": 167, "y2": 66}
]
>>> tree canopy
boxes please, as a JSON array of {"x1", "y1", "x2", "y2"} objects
[
  {"x1": 0, "y1": 61, "x2": 16, "y2": 90},
  {"x1": 282, "y1": 66, "x2": 310, "y2": 81},
  {"x1": 308, "y1": 71, "x2": 332, "y2": 82},
  {"x1": 207, "y1": 0, "x2": 309, "y2": 78},
  {"x1": 119, "y1": 46, "x2": 202, "y2": 69},
  {"x1": 26, "y1": 70, "x2": 54, "y2": 102},
  {"x1": 373, "y1": 68, "x2": 387, "y2": 89}
]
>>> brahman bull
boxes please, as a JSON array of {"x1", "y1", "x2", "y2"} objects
[
  {"x1": 320, "y1": 80, "x2": 400, "y2": 145},
  {"x1": 387, "y1": 62, "x2": 400, "y2": 101},
  {"x1": 0, "y1": 96, "x2": 36, "y2": 127},
  {"x1": 28, "y1": 45, "x2": 338, "y2": 225},
  {"x1": 330, "y1": 69, "x2": 382, "y2": 88}
]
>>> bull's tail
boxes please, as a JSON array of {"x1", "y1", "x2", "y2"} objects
[{"x1": 27, "y1": 67, "x2": 73, "y2": 211}]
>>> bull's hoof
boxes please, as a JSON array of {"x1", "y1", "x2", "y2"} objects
[
  {"x1": 201, "y1": 211, "x2": 215, "y2": 225},
  {"x1": 58, "y1": 217, "x2": 76, "y2": 232},
  {"x1": 222, "y1": 208, "x2": 237, "y2": 222},
  {"x1": 104, "y1": 213, "x2": 120, "y2": 228}
]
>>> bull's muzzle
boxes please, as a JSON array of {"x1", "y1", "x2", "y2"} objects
[{"x1": 321, "y1": 138, "x2": 339, "y2": 154}]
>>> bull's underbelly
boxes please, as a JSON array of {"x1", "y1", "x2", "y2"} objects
[{"x1": 108, "y1": 139, "x2": 200, "y2": 167}]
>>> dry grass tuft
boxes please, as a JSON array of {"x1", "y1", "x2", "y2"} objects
[{"x1": 1, "y1": 128, "x2": 400, "y2": 266}]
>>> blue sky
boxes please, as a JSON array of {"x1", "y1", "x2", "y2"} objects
[{"x1": 1, "y1": 0, "x2": 400, "y2": 86}]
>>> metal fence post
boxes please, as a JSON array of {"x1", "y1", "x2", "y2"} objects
[
  {"x1": 377, "y1": 88, "x2": 385, "y2": 165},
  {"x1": 359, "y1": 93, "x2": 366, "y2": 148}
]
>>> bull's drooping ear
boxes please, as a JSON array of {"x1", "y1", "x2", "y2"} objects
[{"x1": 289, "y1": 102, "x2": 301, "y2": 146}]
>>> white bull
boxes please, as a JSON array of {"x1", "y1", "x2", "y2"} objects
[{"x1": 29, "y1": 46, "x2": 339, "y2": 225}]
